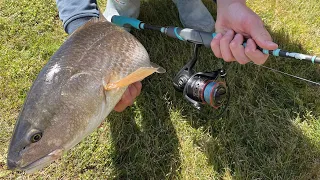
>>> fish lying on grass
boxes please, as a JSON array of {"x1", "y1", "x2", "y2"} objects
[{"x1": 7, "y1": 15, "x2": 165, "y2": 173}]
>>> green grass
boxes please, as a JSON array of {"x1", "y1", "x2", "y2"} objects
[{"x1": 1, "y1": 0, "x2": 320, "y2": 179}]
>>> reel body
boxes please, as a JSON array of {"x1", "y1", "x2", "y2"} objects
[{"x1": 173, "y1": 44, "x2": 229, "y2": 110}]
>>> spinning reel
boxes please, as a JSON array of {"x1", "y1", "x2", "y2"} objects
[{"x1": 173, "y1": 44, "x2": 230, "y2": 111}]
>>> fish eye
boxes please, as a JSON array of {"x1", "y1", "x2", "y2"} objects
[{"x1": 30, "y1": 132, "x2": 42, "y2": 143}]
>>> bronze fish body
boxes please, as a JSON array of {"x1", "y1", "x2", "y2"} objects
[{"x1": 7, "y1": 17, "x2": 165, "y2": 173}]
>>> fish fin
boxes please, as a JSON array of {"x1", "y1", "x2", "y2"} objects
[
  {"x1": 150, "y1": 62, "x2": 166, "y2": 73},
  {"x1": 105, "y1": 66, "x2": 162, "y2": 90}
]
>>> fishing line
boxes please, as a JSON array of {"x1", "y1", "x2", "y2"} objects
[{"x1": 254, "y1": 63, "x2": 320, "y2": 86}]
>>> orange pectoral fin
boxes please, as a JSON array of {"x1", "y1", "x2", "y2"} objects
[{"x1": 104, "y1": 67, "x2": 158, "y2": 90}]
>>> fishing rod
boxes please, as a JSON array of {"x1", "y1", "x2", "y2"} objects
[
  {"x1": 111, "y1": 15, "x2": 319, "y2": 111},
  {"x1": 111, "y1": 15, "x2": 320, "y2": 64}
]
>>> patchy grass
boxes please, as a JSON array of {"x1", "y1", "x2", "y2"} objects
[{"x1": 1, "y1": 0, "x2": 320, "y2": 179}]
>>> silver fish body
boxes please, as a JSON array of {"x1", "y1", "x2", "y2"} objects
[{"x1": 7, "y1": 18, "x2": 164, "y2": 173}]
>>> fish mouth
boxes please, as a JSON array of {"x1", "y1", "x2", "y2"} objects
[{"x1": 20, "y1": 149, "x2": 64, "y2": 173}]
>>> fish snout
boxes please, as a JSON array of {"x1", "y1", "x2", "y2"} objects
[{"x1": 7, "y1": 159, "x2": 17, "y2": 170}]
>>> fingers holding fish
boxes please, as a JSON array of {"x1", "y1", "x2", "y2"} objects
[{"x1": 114, "y1": 81, "x2": 142, "y2": 112}]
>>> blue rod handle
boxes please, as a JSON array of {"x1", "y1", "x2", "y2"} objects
[{"x1": 111, "y1": 15, "x2": 142, "y2": 30}]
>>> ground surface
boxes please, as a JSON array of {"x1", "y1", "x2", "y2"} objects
[{"x1": 1, "y1": 0, "x2": 320, "y2": 179}]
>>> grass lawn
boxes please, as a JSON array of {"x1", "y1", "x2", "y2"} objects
[{"x1": 1, "y1": 0, "x2": 320, "y2": 179}]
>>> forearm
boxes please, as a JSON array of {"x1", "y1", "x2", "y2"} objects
[{"x1": 55, "y1": 0, "x2": 99, "y2": 34}]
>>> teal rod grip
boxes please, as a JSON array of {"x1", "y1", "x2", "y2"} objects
[
  {"x1": 174, "y1": 27, "x2": 184, "y2": 41},
  {"x1": 111, "y1": 15, "x2": 142, "y2": 30}
]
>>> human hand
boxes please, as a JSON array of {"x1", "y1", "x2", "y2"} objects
[
  {"x1": 211, "y1": 1, "x2": 278, "y2": 65},
  {"x1": 114, "y1": 81, "x2": 142, "y2": 112}
]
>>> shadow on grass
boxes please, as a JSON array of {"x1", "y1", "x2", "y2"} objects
[
  {"x1": 106, "y1": 1, "x2": 184, "y2": 179},
  {"x1": 107, "y1": 2, "x2": 182, "y2": 176},
  {"x1": 107, "y1": 0, "x2": 320, "y2": 179},
  {"x1": 107, "y1": 81, "x2": 180, "y2": 179}
]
